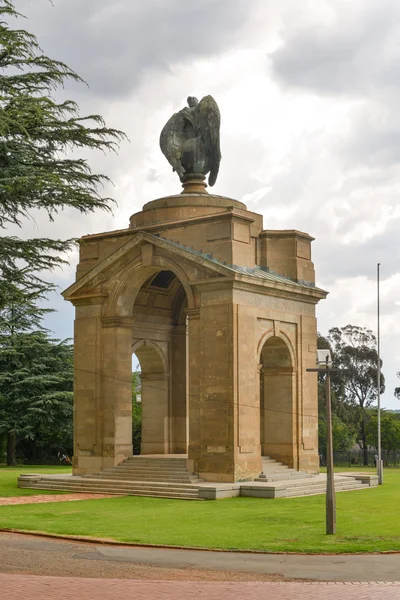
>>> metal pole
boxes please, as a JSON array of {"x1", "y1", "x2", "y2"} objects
[
  {"x1": 325, "y1": 363, "x2": 336, "y2": 534},
  {"x1": 377, "y1": 263, "x2": 383, "y2": 484}
]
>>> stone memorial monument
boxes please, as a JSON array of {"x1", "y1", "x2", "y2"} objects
[{"x1": 62, "y1": 95, "x2": 327, "y2": 483}]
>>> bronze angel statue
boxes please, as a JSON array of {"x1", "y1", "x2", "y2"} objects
[{"x1": 160, "y1": 95, "x2": 221, "y2": 187}]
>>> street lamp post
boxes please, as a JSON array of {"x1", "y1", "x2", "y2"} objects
[
  {"x1": 307, "y1": 350, "x2": 336, "y2": 535},
  {"x1": 324, "y1": 361, "x2": 336, "y2": 535},
  {"x1": 377, "y1": 263, "x2": 383, "y2": 485}
]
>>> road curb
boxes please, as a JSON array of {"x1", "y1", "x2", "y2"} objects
[{"x1": 1, "y1": 528, "x2": 400, "y2": 556}]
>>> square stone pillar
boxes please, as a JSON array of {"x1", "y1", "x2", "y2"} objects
[
  {"x1": 170, "y1": 325, "x2": 187, "y2": 453},
  {"x1": 72, "y1": 305, "x2": 133, "y2": 475},
  {"x1": 188, "y1": 303, "x2": 236, "y2": 482},
  {"x1": 140, "y1": 373, "x2": 170, "y2": 454},
  {"x1": 187, "y1": 308, "x2": 201, "y2": 470}
]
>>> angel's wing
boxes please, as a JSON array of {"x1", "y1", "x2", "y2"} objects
[
  {"x1": 159, "y1": 111, "x2": 186, "y2": 179},
  {"x1": 195, "y1": 95, "x2": 221, "y2": 186}
]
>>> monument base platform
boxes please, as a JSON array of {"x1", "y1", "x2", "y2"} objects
[{"x1": 17, "y1": 455, "x2": 377, "y2": 500}]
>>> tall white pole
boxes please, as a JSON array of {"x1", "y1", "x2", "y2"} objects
[
  {"x1": 325, "y1": 363, "x2": 336, "y2": 534},
  {"x1": 377, "y1": 263, "x2": 383, "y2": 484}
]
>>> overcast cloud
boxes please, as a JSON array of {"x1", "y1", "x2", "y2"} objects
[{"x1": 9, "y1": 0, "x2": 400, "y2": 408}]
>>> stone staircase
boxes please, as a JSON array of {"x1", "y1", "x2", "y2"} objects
[
  {"x1": 238, "y1": 457, "x2": 377, "y2": 499},
  {"x1": 18, "y1": 456, "x2": 378, "y2": 500},
  {"x1": 279, "y1": 474, "x2": 372, "y2": 498},
  {"x1": 84, "y1": 456, "x2": 203, "y2": 484},
  {"x1": 256, "y1": 457, "x2": 315, "y2": 482},
  {"x1": 18, "y1": 456, "x2": 204, "y2": 500}
]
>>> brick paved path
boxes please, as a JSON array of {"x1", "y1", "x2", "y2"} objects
[
  {"x1": 0, "y1": 493, "x2": 120, "y2": 506},
  {"x1": 1, "y1": 575, "x2": 399, "y2": 599}
]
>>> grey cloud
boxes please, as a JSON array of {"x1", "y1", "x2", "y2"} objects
[
  {"x1": 270, "y1": 1, "x2": 400, "y2": 97},
  {"x1": 17, "y1": 0, "x2": 252, "y2": 99},
  {"x1": 146, "y1": 168, "x2": 162, "y2": 183},
  {"x1": 314, "y1": 220, "x2": 400, "y2": 285},
  {"x1": 217, "y1": 135, "x2": 267, "y2": 200},
  {"x1": 339, "y1": 121, "x2": 400, "y2": 168}
]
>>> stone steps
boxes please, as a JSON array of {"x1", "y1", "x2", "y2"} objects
[
  {"x1": 102, "y1": 465, "x2": 194, "y2": 469},
  {"x1": 107, "y1": 473, "x2": 197, "y2": 478},
  {"x1": 25, "y1": 485, "x2": 202, "y2": 500},
  {"x1": 87, "y1": 472, "x2": 202, "y2": 483},
  {"x1": 241, "y1": 475, "x2": 372, "y2": 498},
  {"x1": 283, "y1": 481, "x2": 369, "y2": 498},
  {"x1": 23, "y1": 482, "x2": 201, "y2": 494},
  {"x1": 96, "y1": 470, "x2": 195, "y2": 476},
  {"x1": 259, "y1": 475, "x2": 361, "y2": 490},
  {"x1": 40, "y1": 477, "x2": 200, "y2": 489},
  {"x1": 126, "y1": 458, "x2": 188, "y2": 466},
  {"x1": 84, "y1": 456, "x2": 203, "y2": 486},
  {"x1": 258, "y1": 456, "x2": 315, "y2": 482},
  {"x1": 18, "y1": 456, "x2": 204, "y2": 500},
  {"x1": 258, "y1": 466, "x2": 290, "y2": 474},
  {"x1": 20, "y1": 476, "x2": 202, "y2": 500},
  {"x1": 256, "y1": 471, "x2": 313, "y2": 482}
]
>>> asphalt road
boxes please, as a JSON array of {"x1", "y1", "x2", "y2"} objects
[{"x1": 1, "y1": 531, "x2": 400, "y2": 582}]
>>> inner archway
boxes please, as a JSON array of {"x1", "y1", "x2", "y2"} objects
[
  {"x1": 132, "y1": 269, "x2": 188, "y2": 455},
  {"x1": 259, "y1": 336, "x2": 295, "y2": 467}
]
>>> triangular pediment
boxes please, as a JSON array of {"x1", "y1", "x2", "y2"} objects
[{"x1": 62, "y1": 231, "x2": 231, "y2": 301}]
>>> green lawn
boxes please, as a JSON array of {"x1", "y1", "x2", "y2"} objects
[
  {"x1": 0, "y1": 465, "x2": 71, "y2": 497},
  {"x1": 0, "y1": 466, "x2": 399, "y2": 553}
]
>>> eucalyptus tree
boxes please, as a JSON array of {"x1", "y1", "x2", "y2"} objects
[{"x1": 327, "y1": 325, "x2": 385, "y2": 465}]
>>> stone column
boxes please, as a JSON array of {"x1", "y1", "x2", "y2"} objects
[
  {"x1": 100, "y1": 317, "x2": 135, "y2": 466},
  {"x1": 170, "y1": 325, "x2": 187, "y2": 453},
  {"x1": 140, "y1": 372, "x2": 170, "y2": 454},
  {"x1": 299, "y1": 314, "x2": 319, "y2": 472},
  {"x1": 72, "y1": 307, "x2": 133, "y2": 475},
  {"x1": 234, "y1": 308, "x2": 263, "y2": 480},
  {"x1": 192, "y1": 303, "x2": 236, "y2": 482},
  {"x1": 72, "y1": 297, "x2": 103, "y2": 475},
  {"x1": 259, "y1": 363, "x2": 265, "y2": 454},
  {"x1": 187, "y1": 308, "x2": 201, "y2": 471}
]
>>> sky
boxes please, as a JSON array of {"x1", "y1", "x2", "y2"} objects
[{"x1": 9, "y1": 0, "x2": 400, "y2": 408}]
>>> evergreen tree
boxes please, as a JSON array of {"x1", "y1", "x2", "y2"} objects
[
  {"x1": 0, "y1": 0, "x2": 125, "y2": 297},
  {"x1": 0, "y1": 284, "x2": 73, "y2": 465}
]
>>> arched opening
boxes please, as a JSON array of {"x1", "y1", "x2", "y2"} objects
[
  {"x1": 259, "y1": 336, "x2": 295, "y2": 467},
  {"x1": 132, "y1": 269, "x2": 188, "y2": 455}
]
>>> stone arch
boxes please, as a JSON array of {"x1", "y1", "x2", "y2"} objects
[
  {"x1": 131, "y1": 339, "x2": 171, "y2": 455},
  {"x1": 124, "y1": 256, "x2": 191, "y2": 455},
  {"x1": 259, "y1": 333, "x2": 296, "y2": 467},
  {"x1": 132, "y1": 339, "x2": 168, "y2": 374},
  {"x1": 104, "y1": 252, "x2": 195, "y2": 319},
  {"x1": 257, "y1": 329, "x2": 296, "y2": 368}
]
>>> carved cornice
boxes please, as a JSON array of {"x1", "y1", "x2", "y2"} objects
[
  {"x1": 102, "y1": 316, "x2": 135, "y2": 328},
  {"x1": 185, "y1": 308, "x2": 200, "y2": 320},
  {"x1": 68, "y1": 292, "x2": 108, "y2": 306},
  {"x1": 172, "y1": 325, "x2": 187, "y2": 334}
]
